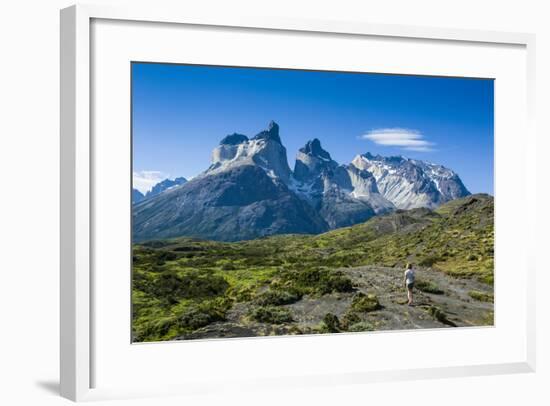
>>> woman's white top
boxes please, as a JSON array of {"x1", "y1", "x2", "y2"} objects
[{"x1": 405, "y1": 269, "x2": 415, "y2": 285}]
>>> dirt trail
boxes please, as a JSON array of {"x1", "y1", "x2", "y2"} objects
[
  {"x1": 336, "y1": 266, "x2": 493, "y2": 330},
  {"x1": 181, "y1": 266, "x2": 493, "y2": 340}
]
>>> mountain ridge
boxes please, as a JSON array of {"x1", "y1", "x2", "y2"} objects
[{"x1": 133, "y1": 121, "x2": 471, "y2": 241}]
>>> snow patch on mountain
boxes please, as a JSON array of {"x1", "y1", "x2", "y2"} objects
[{"x1": 351, "y1": 153, "x2": 469, "y2": 209}]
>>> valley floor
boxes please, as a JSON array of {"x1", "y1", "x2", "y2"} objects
[
  {"x1": 179, "y1": 265, "x2": 493, "y2": 340},
  {"x1": 132, "y1": 195, "x2": 494, "y2": 342}
]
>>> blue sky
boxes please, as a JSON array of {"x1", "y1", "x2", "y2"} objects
[{"x1": 132, "y1": 62, "x2": 494, "y2": 194}]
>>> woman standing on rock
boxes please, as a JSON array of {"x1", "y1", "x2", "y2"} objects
[{"x1": 404, "y1": 263, "x2": 415, "y2": 306}]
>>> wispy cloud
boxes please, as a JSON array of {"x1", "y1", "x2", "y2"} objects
[
  {"x1": 360, "y1": 128, "x2": 435, "y2": 152},
  {"x1": 132, "y1": 170, "x2": 169, "y2": 194}
]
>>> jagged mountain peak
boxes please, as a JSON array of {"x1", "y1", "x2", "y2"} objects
[
  {"x1": 299, "y1": 138, "x2": 332, "y2": 160},
  {"x1": 361, "y1": 152, "x2": 406, "y2": 164},
  {"x1": 252, "y1": 120, "x2": 281, "y2": 144},
  {"x1": 294, "y1": 138, "x2": 339, "y2": 183},
  {"x1": 146, "y1": 177, "x2": 188, "y2": 199},
  {"x1": 209, "y1": 121, "x2": 290, "y2": 182},
  {"x1": 133, "y1": 122, "x2": 472, "y2": 242}
]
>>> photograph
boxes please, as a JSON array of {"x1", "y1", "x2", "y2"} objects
[{"x1": 131, "y1": 62, "x2": 494, "y2": 342}]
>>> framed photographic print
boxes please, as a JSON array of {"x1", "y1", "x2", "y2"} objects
[{"x1": 60, "y1": 4, "x2": 536, "y2": 402}]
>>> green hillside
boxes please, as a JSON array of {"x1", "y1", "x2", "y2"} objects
[{"x1": 132, "y1": 194, "x2": 494, "y2": 342}]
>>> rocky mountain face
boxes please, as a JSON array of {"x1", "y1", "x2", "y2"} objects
[
  {"x1": 133, "y1": 122, "x2": 470, "y2": 241},
  {"x1": 132, "y1": 188, "x2": 145, "y2": 204},
  {"x1": 132, "y1": 177, "x2": 188, "y2": 205},
  {"x1": 351, "y1": 153, "x2": 469, "y2": 209},
  {"x1": 133, "y1": 164, "x2": 326, "y2": 242},
  {"x1": 207, "y1": 121, "x2": 291, "y2": 183},
  {"x1": 291, "y1": 138, "x2": 392, "y2": 228},
  {"x1": 147, "y1": 177, "x2": 187, "y2": 199}
]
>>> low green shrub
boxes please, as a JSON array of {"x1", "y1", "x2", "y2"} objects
[
  {"x1": 348, "y1": 321, "x2": 375, "y2": 332},
  {"x1": 321, "y1": 313, "x2": 341, "y2": 333},
  {"x1": 415, "y1": 279, "x2": 444, "y2": 294},
  {"x1": 179, "y1": 298, "x2": 229, "y2": 330},
  {"x1": 254, "y1": 289, "x2": 301, "y2": 306},
  {"x1": 340, "y1": 311, "x2": 361, "y2": 330},
  {"x1": 350, "y1": 292, "x2": 381, "y2": 313},
  {"x1": 278, "y1": 267, "x2": 354, "y2": 296},
  {"x1": 148, "y1": 269, "x2": 229, "y2": 305},
  {"x1": 221, "y1": 262, "x2": 237, "y2": 271},
  {"x1": 248, "y1": 306, "x2": 293, "y2": 324},
  {"x1": 477, "y1": 273, "x2": 494, "y2": 285},
  {"x1": 468, "y1": 290, "x2": 494, "y2": 303},
  {"x1": 467, "y1": 254, "x2": 478, "y2": 261},
  {"x1": 418, "y1": 255, "x2": 441, "y2": 267}
]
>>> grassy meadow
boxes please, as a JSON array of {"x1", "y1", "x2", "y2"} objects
[{"x1": 132, "y1": 194, "x2": 494, "y2": 342}]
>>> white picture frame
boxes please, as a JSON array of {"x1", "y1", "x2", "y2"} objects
[{"x1": 60, "y1": 4, "x2": 537, "y2": 402}]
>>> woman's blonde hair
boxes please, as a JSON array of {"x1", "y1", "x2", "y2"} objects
[{"x1": 406, "y1": 263, "x2": 413, "y2": 269}]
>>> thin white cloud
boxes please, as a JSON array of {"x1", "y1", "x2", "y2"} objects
[
  {"x1": 132, "y1": 170, "x2": 169, "y2": 194},
  {"x1": 360, "y1": 128, "x2": 435, "y2": 152}
]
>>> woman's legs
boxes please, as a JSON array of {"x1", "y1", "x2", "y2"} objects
[{"x1": 407, "y1": 287, "x2": 413, "y2": 305}]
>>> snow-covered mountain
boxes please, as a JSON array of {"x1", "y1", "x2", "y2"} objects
[
  {"x1": 291, "y1": 138, "x2": 393, "y2": 228},
  {"x1": 207, "y1": 121, "x2": 291, "y2": 183},
  {"x1": 351, "y1": 153, "x2": 469, "y2": 209},
  {"x1": 146, "y1": 177, "x2": 187, "y2": 199},
  {"x1": 132, "y1": 122, "x2": 470, "y2": 241},
  {"x1": 132, "y1": 177, "x2": 188, "y2": 205}
]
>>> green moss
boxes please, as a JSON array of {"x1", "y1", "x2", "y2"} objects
[
  {"x1": 254, "y1": 288, "x2": 301, "y2": 306},
  {"x1": 340, "y1": 311, "x2": 362, "y2": 330},
  {"x1": 348, "y1": 321, "x2": 375, "y2": 332},
  {"x1": 468, "y1": 290, "x2": 494, "y2": 303},
  {"x1": 321, "y1": 313, "x2": 341, "y2": 333},
  {"x1": 248, "y1": 306, "x2": 293, "y2": 324},
  {"x1": 477, "y1": 272, "x2": 494, "y2": 285},
  {"x1": 179, "y1": 298, "x2": 230, "y2": 330},
  {"x1": 350, "y1": 292, "x2": 381, "y2": 313},
  {"x1": 132, "y1": 194, "x2": 493, "y2": 341},
  {"x1": 277, "y1": 267, "x2": 354, "y2": 296},
  {"x1": 415, "y1": 279, "x2": 444, "y2": 294},
  {"x1": 418, "y1": 255, "x2": 441, "y2": 267},
  {"x1": 480, "y1": 311, "x2": 494, "y2": 325}
]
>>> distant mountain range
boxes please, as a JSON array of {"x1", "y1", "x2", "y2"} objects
[
  {"x1": 132, "y1": 121, "x2": 470, "y2": 242},
  {"x1": 132, "y1": 177, "x2": 187, "y2": 204}
]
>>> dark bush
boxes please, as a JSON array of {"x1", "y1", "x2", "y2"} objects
[
  {"x1": 140, "y1": 240, "x2": 171, "y2": 248},
  {"x1": 347, "y1": 321, "x2": 375, "y2": 332},
  {"x1": 415, "y1": 279, "x2": 444, "y2": 294},
  {"x1": 340, "y1": 311, "x2": 361, "y2": 330},
  {"x1": 279, "y1": 267, "x2": 354, "y2": 296},
  {"x1": 254, "y1": 289, "x2": 301, "y2": 306},
  {"x1": 322, "y1": 313, "x2": 341, "y2": 333},
  {"x1": 350, "y1": 292, "x2": 381, "y2": 313},
  {"x1": 248, "y1": 306, "x2": 293, "y2": 324},
  {"x1": 418, "y1": 255, "x2": 440, "y2": 267},
  {"x1": 147, "y1": 269, "x2": 229, "y2": 305},
  {"x1": 220, "y1": 262, "x2": 237, "y2": 271},
  {"x1": 179, "y1": 299, "x2": 229, "y2": 330}
]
